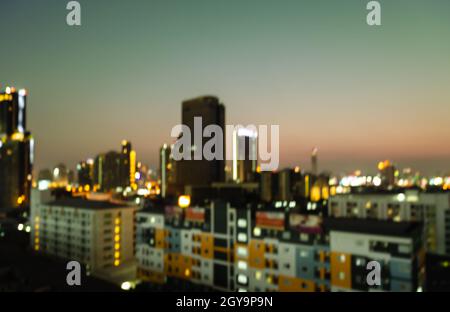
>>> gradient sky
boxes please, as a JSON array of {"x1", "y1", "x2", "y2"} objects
[{"x1": 2, "y1": 0, "x2": 450, "y2": 176}]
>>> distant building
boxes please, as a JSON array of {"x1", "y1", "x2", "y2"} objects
[
  {"x1": 120, "y1": 140, "x2": 136, "y2": 189},
  {"x1": 311, "y1": 147, "x2": 318, "y2": 176},
  {"x1": 159, "y1": 144, "x2": 171, "y2": 198},
  {"x1": 232, "y1": 127, "x2": 257, "y2": 183},
  {"x1": 378, "y1": 160, "x2": 396, "y2": 188},
  {"x1": 77, "y1": 159, "x2": 94, "y2": 187},
  {"x1": 30, "y1": 190, "x2": 137, "y2": 285},
  {"x1": 176, "y1": 96, "x2": 225, "y2": 191},
  {"x1": 0, "y1": 87, "x2": 33, "y2": 211},
  {"x1": 52, "y1": 163, "x2": 69, "y2": 188}
]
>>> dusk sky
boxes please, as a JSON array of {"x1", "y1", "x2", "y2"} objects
[{"x1": 2, "y1": 0, "x2": 450, "y2": 176}]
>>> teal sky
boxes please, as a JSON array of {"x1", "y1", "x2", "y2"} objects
[{"x1": 2, "y1": 0, "x2": 450, "y2": 175}]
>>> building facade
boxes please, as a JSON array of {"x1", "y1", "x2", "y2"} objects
[
  {"x1": 0, "y1": 87, "x2": 33, "y2": 211},
  {"x1": 30, "y1": 190, "x2": 137, "y2": 284}
]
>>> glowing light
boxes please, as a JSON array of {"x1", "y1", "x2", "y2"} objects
[
  {"x1": 130, "y1": 150, "x2": 136, "y2": 185},
  {"x1": 17, "y1": 195, "x2": 25, "y2": 205},
  {"x1": 238, "y1": 261, "x2": 248, "y2": 271},
  {"x1": 397, "y1": 193, "x2": 406, "y2": 202},
  {"x1": 17, "y1": 224, "x2": 24, "y2": 231},
  {"x1": 11, "y1": 132, "x2": 24, "y2": 141},
  {"x1": 311, "y1": 186, "x2": 321, "y2": 202},
  {"x1": 178, "y1": 195, "x2": 191, "y2": 208},
  {"x1": 121, "y1": 282, "x2": 131, "y2": 291},
  {"x1": 373, "y1": 176, "x2": 382, "y2": 187}
]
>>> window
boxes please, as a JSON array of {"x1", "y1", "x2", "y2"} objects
[
  {"x1": 237, "y1": 261, "x2": 248, "y2": 271},
  {"x1": 237, "y1": 219, "x2": 247, "y2": 228},
  {"x1": 237, "y1": 274, "x2": 248, "y2": 285},
  {"x1": 237, "y1": 233, "x2": 247, "y2": 243}
]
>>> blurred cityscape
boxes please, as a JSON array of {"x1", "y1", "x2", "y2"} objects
[{"x1": 1, "y1": 87, "x2": 450, "y2": 292}]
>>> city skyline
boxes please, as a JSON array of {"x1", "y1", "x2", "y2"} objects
[{"x1": 2, "y1": 0, "x2": 450, "y2": 175}]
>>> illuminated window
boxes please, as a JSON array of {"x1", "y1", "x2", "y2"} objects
[
  {"x1": 237, "y1": 246, "x2": 248, "y2": 258},
  {"x1": 237, "y1": 274, "x2": 248, "y2": 285},
  {"x1": 237, "y1": 233, "x2": 247, "y2": 243},
  {"x1": 237, "y1": 219, "x2": 247, "y2": 228},
  {"x1": 237, "y1": 261, "x2": 248, "y2": 271}
]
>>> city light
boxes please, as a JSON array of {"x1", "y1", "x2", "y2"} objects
[{"x1": 178, "y1": 195, "x2": 191, "y2": 208}]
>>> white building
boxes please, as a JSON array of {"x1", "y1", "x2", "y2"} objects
[
  {"x1": 30, "y1": 190, "x2": 137, "y2": 285},
  {"x1": 328, "y1": 190, "x2": 450, "y2": 255}
]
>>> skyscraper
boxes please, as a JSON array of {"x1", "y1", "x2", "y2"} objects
[
  {"x1": 120, "y1": 140, "x2": 132, "y2": 188},
  {"x1": 77, "y1": 159, "x2": 94, "y2": 187},
  {"x1": 232, "y1": 127, "x2": 257, "y2": 183},
  {"x1": 159, "y1": 144, "x2": 171, "y2": 198},
  {"x1": 311, "y1": 147, "x2": 318, "y2": 176},
  {"x1": 94, "y1": 151, "x2": 121, "y2": 191},
  {"x1": 378, "y1": 160, "x2": 396, "y2": 188},
  {"x1": 0, "y1": 87, "x2": 33, "y2": 211},
  {"x1": 176, "y1": 96, "x2": 225, "y2": 190}
]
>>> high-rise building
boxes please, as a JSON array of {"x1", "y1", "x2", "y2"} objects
[
  {"x1": 232, "y1": 127, "x2": 257, "y2": 183},
  {"x1": 77, "y1": 159, "x2": 94, "y2": 187},
  {"x1": 311, "y1": 147, "x2": 318, "y2": 176},
  {"x1": 0, "y1": 87, "x2": 33, "y2": 211},
  {"x1": 120, "y1": 140, "x2": 135, "y2": 188},
  {"x1": 378, "y1": 160, "x2": 396, "y2": 188},
  {"x1": 52, "y1": 163, "x2": 69, "y2": 188},
  {"x1": 159, "y1": 144, "x2": 171, "y2": 198},
  {"x1": 93, "y1": 141, "x2": 136, "y2": 192},
  {"x1": 94, "y1": 151, "x2": 122, "y2": 191},
  {"x1": 176, "y1": 96, "x2": 225, "y2": 190}
]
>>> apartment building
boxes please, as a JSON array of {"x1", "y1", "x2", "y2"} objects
[
  {"x1": 328, "y1": 190, "x2": 450, "y2": 255},
  {"x1": 30, "y1": 190, "x2": 137, "y2": 285},
  {"x1": 325, "y1": 218, "x2": 423, "y2": 292},
  {"x1": 136, "y1": 197, "x2": 424, "y2": 292}
]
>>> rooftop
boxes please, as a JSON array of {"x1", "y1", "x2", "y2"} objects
[
  {"x1": 46, "y1": 197, "x2": 133, "y2": 210},
  {"x1": 323, "y1": 217, "x2": 422, "y2": 238}
]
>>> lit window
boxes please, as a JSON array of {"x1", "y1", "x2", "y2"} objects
[
  {"x1": 237, "y1": 246, "x2": 248, "y2": 258},
  {"x1": 237, "y1": 261, "x2": 248, "y2": 271},
  {"x1": 237, "y1": 219, "x2": 247, "y2": 228},
  {"x1": 253, "y1": 227, "x2": 261, "y2": 237},
  {"x1": 237, "y1": 274, "x2": 248, "y2": 285},
  {"x1": 237, "y1": 233, "x2": 247, "y2": 243}
]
